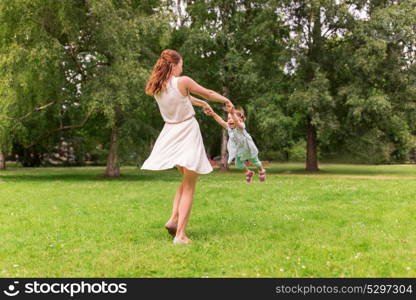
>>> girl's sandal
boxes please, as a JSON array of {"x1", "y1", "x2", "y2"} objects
[
  {"x1": 245, "y1": 170, "x2": 255, "y2": 183},
  {"x1": 164, "y1": 221, "x2": 177, "y2": 236},
  {"x1": 259, "y1": 170, "x2": 267, "y2": 182}
]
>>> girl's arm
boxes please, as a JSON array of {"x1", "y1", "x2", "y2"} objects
[
  {"x1": 189, "y1": 95, "x2": 212, "y2": 110},
  {"x1": 189, "y1": 95, "x2": 214, "y2": 116},
  {"x1": 207, "y1": 110, "x2": 228, "y2": 129},
  {"x1": 178, "y1": 76, "x2": 234, "y2": 110}
]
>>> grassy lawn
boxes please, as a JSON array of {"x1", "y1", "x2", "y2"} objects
[{"x1": 0, "y1": 163, "x2": 415, "y2": 277}]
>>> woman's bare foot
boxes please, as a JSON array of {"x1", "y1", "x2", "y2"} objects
[
  {"x1": 173, "y1": 236, "x2": 192, "y2": 244},
  {"x1": 164, "y1": 220, "x2": 177, "y2": 236}
]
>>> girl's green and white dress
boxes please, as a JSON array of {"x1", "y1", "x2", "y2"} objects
[{"x1": 227, "y1": 123, "x2": 261, "y2": 168}]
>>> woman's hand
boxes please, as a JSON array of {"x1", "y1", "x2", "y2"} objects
[
  {"x1": 204, "y1": 108, "x2": 213, "y2": 116},
  {"x1": 224, "y1": 100, "x2": 234, "y2": 112}
]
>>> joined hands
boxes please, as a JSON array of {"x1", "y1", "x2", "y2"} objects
[{"x1": 203, "y1": 100, "x2": 234, "y2": 116}]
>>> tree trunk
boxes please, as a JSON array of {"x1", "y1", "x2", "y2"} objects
[
  {"x1": 304, "y1": 5, "x2": 322, "y2": 173},
  {"x1": 103, "y1": 125, "x2": 120, "y2": 177},
  {"x1": 0, "y1": 151, "x2": 5, "y2": 169},
  {"x1": 305, "y1": 121, "x2": 319, "y2": 172},
  {"x1": 219, "y1": 125, "x2": 228, "y2": 171},
  {"x1": 220, "y1": 85, "x2": 230, "y2": 171}
]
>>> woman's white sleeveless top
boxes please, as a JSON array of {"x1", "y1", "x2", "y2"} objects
[{"x1": 154, "y1": 76, "x2": 195, "y2": 123}]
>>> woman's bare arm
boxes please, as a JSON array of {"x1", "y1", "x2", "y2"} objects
[{"x1": 178, "y1": 76, "x2": 233, "y2": 108}]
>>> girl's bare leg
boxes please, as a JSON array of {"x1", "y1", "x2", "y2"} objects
[
  {"x1": 175, "y1": 167, "x2": 198, "y2": 242},
  {"x1": 245, "y1": 166, "x2": 255, "y2": 183},
  {"x1": 257, "y1": 165, "x2": 266, "y2": 182},
  {"x1": 256, "y1": 166, "x2": 265, "y2": 172}
]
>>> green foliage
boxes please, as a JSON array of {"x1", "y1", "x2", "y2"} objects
[
  {"x1": 0, "y1": 0, "x2": 170, "y2": 167},
  {"x1": 289, "y1": 71, "x2": 339, "y2": 145},
  {"x1": 1, "y1": 0, "x2": 416, "y2": 166},
  {"x1": 288, "y1": 140, "x2": 306, "y2": 162},
  {"x1": 321, "y1": 0, "x2": 416, "y2": 163},
  {"x1": 250, "y1": 93, "x2": 295, "y2": 151},
  {"x1": 170, "y1": 0, "x2": 289, "y2": 155}
]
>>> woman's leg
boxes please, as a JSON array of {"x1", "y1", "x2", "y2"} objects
[
  {"x1": 167, "y1": 182, "x2": 183, "y2": 225},
  {"x1": 165, "y1": 166, "x2": 184, "y2": 232},
  {"x1": 176, "y1": 165, "x2": 184, "y2": 176},
  {"x1": 175, "y1": 167, "x2": 198, "y2": 242}
]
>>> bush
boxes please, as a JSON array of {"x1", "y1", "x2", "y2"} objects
[
  {"x1": 259, "y1": 150, "x2": 288, "y2": 162},
  {"x1": 289, "y1": 140, "x2": 306, "y2": 162}
]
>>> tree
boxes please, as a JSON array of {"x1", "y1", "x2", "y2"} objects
[
  {"x1": 78, "y1": 0, "x2": 171, "y2": 177},
  {"x1": 0, "y1": 0, "x2": 105, "y2": 168},
  {"x1": 172, "y1": 0, "x2": 286, "y2": 170},
  {"x1": 280, "y1": 0, "x2": 416, "y2": 167},
  {"x1": 0, "y1": 0, "x2": 171, "y2": 174},
  {"x1": 275, "y1": 0, "x2": 368, "y2": 171},
  {"x1": 328, "y1": 0, "x2": 416, "y2": 163},
  {"x1": 0, "y1": 0, "x2": 78, "y2": 168},
  {"x1": 0, "y1": 120, "x2": 12, "y2": 169}
]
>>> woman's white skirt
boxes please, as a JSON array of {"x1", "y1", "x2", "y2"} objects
[{"x1": 141, "y1": 117, "x2": 213, "y2": 174}]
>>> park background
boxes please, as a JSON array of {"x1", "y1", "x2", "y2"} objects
[{"x1": 0, "y1": 0, "x2": 415, "y2": 277}]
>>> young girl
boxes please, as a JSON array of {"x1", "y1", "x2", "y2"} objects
[{"x1": 206, "y1": 106, "x2": 266, "y2": 183}]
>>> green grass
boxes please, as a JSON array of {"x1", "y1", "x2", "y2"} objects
[{"x1": 0, "y1": 163, "x2": 415, "y2": 277}]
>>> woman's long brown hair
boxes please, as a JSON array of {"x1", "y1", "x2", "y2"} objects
[{"x1": 145, "y1": 49, "x2": 182, "y2": 96}]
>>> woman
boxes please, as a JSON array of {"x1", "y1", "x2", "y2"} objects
[{"x1": 142, "y1": 49, "x2": 234, "y2": 244}]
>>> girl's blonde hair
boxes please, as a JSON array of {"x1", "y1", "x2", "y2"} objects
[{"x1": 235, "y1": 107, "x2": 246, "y2": 121}]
